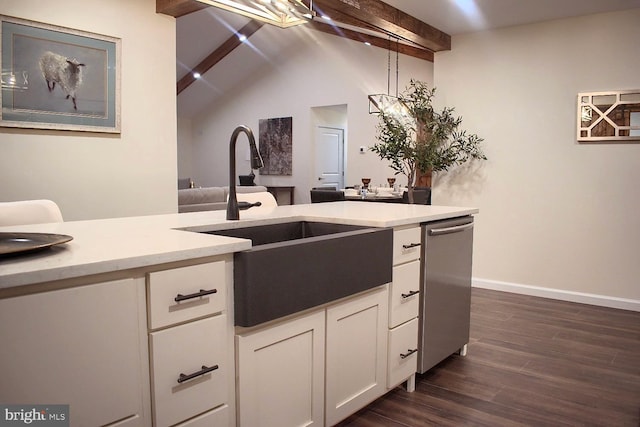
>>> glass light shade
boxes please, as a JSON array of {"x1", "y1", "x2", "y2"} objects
[
  {"x1": 368, "y1": 94, "x2": 412, "y2": 121},
  {"x1": 195, "y1": 0, "x2": 315, "y2": 28}
]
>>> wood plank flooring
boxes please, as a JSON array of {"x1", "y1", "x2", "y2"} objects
[{"x1": 336, "y1": 288, "x2": 640, "y2": 427}]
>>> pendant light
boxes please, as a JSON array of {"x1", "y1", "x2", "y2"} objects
[{"x1": 368, "y1": 36, "x2": 410, "y2": 120}]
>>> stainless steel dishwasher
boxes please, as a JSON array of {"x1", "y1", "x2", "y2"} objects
[{"x1": 418, "y1": 215, "x2": 474, "y2": 373}]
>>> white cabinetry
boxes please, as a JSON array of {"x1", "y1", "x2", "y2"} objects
[
  {"x1": 147, "y1": 261, "x2": 227, "y2": 329},
  {"x1": 325, "y1": 286, "x2": 388, "y2": 426},
  {"x1": 150, "y1": 316, "x2": 228, "y2": 426},
  {"x1": 388, "y1": 318, "x2": 419, "y2": 388},
  {"x1": 236, "y1": 310, "x2": 325, "y2": 427},
  {"x1": 147, "y1": 257, "x2": 234, "y2": 427},
  {"x1": 236, "y1": 286, "x2": 388, "y2": 427},
  {"x1": 387, "y1": 226, "x2": 421, "y2": 390},
  {"x1": 0, "y1": 278, "x2": 148, "y2": 427}
]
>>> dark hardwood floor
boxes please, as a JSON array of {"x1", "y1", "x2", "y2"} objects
[{"x1": 336, "y1": 288, "x2": 640, "y2": 426}]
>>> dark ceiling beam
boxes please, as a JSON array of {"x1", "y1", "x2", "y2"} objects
[
  {"x1": 313, "y1": 4, "x2": 385, "y2": 35},
  {"x1": 177, "y1": 20, "x2": 265, "y2": 94},
  {"x1": 312, "y1": 0, "x2": 451, "y2": 52},
  {"x1": 308, "y1": 21, "x2": 433, "y2": 62},
  {"x1": 307, "y1": 4, "x2": 435, "y2": 59},
  {"x1": 156, "y1": 0, "x2": 207, "y2": 17}
]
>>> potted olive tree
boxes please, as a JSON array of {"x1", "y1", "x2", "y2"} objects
[{"x1": 371, "y1": 79, "x2": 486, "y2": 203}]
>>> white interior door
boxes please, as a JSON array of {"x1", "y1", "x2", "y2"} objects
[{"x1": 314, "y1": 126, "x2": 344, "y2": 189}]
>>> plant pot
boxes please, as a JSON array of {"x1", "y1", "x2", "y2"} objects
[
  {"x1": 403, "y1": 187, "x2": 431, "y2": 205},
  {"x1": 416, "y1": 169, "x2": 432, "y2": 188}
]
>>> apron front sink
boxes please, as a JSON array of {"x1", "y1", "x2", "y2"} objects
[{"x1": 205, "y1": 221, "x2": 393, "y2": 327}]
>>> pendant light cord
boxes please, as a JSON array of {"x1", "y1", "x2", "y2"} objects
[
  {"x1": 395, "y1": 37, "x2": 399, "y2": 97},
  {"x1": 386, "y1": 35, "x2": 400, "y2": 97},
  {"x1": 387, "y1": 36, "x2": 391, "y2": 96}
]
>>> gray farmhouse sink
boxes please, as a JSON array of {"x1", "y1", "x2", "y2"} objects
[{"x1": 205, "y1": 221, "x2": 393, "y2": 327}]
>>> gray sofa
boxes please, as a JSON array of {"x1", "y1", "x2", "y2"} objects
[{"x1": 178, "y1": 185, "x2": 268, "y2": 213}]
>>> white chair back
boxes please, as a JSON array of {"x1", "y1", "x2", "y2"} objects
[{"x1": 0, "y1": 200, "x2": 64, "y2": 226}]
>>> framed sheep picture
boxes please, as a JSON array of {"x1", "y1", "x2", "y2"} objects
[{"x1": 0, "y1": 15, "x2": 120, "y2": 133}]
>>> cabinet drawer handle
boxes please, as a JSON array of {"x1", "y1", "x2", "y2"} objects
[
  {"x1": 401, "y1": 290, "x2": 420, "y2": 299},
  {"x1": 174, "y1": 288, "x2": 217, "y2": 303},
  {"x1": 402, "y1": 242, "x2": 421, "y2": 249},
  {"x1": 177, "y1": 364, "x2": 219, "y2": 383},
  {"x1": 400, "y1": 349, "x2": 418, "y2": 359}
]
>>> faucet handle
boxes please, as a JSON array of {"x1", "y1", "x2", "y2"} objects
[{"x1": 238, "y1": 201, "x2": 262, "y2": 211}]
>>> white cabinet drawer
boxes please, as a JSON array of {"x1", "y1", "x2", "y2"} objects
[
  {"x1": 174, "y1": 404, "x2": 229, "y2": 427},
  {"x1": 393, "y1": 226, "x2": 421, "y2": 265},
  {"x1": 148, "y1": 261, "x2": 226, "y2": 329},
  {"x1": 387, "y1": 318, "x2": 418, "y2": 389},
  {"x1": 389, "y1": 260, "x2": 420, "y2": 328},
  {"x1": 150, "y1": 315, "x2": 228, "y2": 427}
]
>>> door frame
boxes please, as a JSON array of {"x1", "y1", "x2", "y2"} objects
[{"x1": 314, "y1": 125, "x2": 345, "y2": 190}]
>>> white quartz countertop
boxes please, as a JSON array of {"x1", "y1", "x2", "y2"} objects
[{"x1": 0, "y1": 202, "x2": 477, "y2": 290}]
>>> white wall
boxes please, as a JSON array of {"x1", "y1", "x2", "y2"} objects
[
  {"x1": 177, "y1": 118, "x2": 194, "y2": 179},
  {"x1": 434, "y1": 9, "x2": 640, "y2": 303},
  {"x1": 181, "y1": 26, "x2": 433, "y2": 203},
  {"x1": 0, "y1": 0, "x2": 177, "y2": 220}
]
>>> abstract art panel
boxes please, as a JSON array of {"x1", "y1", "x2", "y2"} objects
[{"x1": 259, "y1": 116, "x2": 292, "y2": 175}]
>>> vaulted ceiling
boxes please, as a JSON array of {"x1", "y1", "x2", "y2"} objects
[
  {"x1": 161, "y1": 0, "x2": 640, "y2": 117},
  {"x1": 160, "y1": 0, "x2": 448, "y2": 96},
  {"x1": 158, "y1": 0, "x2": 449, "y2": 54}
]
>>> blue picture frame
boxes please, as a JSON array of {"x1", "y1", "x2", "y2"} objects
[{"x1": 0, "y1": 15, "x2": 120, "y2": 133}]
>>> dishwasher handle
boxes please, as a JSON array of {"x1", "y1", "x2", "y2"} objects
[{"x1": 428, "y1": 222, "x2": 473, "y2": 236}]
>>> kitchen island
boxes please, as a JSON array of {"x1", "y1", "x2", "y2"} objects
[{"x1": 0, "y1": 202, "x2": 477, "y2": 427}]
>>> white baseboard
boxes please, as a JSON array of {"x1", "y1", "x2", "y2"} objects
[{"x1": 472, "y1": 278, "x2": 640, "y2": 312}]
